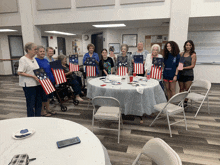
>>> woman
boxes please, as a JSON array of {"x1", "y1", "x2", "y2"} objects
[
  {"x1": 17, "y1": 42, "x2": 42, "y2": 117},
  {"x1": 58, "y1": 55, "x2": 84, "y2": 101},
  {"x1": 116, "y1": 44, "x2": 132, "y2": 75},
  {"x1": 131, "y1": 42, "x2": 149, "y2": 76},
  {"x1": 35, "y1": 46, "x2": 56, "y2": 116},
  {"x1": 109, "y1": 46, "x2": 117, "y2": 74},
  {"x1": 99, "y1": 49, "x2": 114, "y2": 76},
  {"x1": 145, "y1": 44, "x2": 164, "y2": 89},
  {"x1": 163, "y1": 41, "x2": 180, "y2": 100},
  {"x1": 178, "y1": 40, "x2": 197, "y2": 106},
  {"x1": 45, "y1": 47, "x2": 55, "y2": 62},
  {"x1": 83, "y1": 43, "x2": 99, "y2": 77}
]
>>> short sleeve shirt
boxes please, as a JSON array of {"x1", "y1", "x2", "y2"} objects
[
  {"x1": 18, "y1": 56, "x2": 40, "y2": 87},
  {"x1": 99, "y1": 57, "x2": 114, "y2": 76}
]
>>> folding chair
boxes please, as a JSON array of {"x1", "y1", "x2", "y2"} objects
[
  {"x1": 92, "y1": 96, "x2": 123, "y2": 143},
  {"x1": 150, "y1": 91, "x2": 188, "y2": 137},
  {"x1": 186, "y1": 79, "x2": 211, "y2": 118},
  {"x1": 132, "y1": 138, "x2": 182, "y2": 165}
]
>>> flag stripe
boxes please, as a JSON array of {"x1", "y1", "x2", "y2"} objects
[
  {"x1": 86, "y1": 66, "x2": 96, "y2": 77},
  {"x1": 150, "y1": 65, "x2": 162, "y2": 80},
  {"x1": 42, "y1": 79, "x2": 50, "y2": 94},
  {"x1": 117, "y1": 66, "x2": 127, "y2": 76},
  {"x1": 134, "y1": 63, "x2": 144, "y2": 74}
]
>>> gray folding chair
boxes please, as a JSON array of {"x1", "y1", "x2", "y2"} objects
[
  {"x1": 92, "y1": 96, "x2": 123, "y2": 143},
  {"x1": 186, "y1": 79, "x2": 211, "y2": 118},
  {"x1": 150, "y1": 91, "x2": 188, "y2": 137},
  {"x1": 132, "y1": 138, "x2": 182, "y2": 165}
]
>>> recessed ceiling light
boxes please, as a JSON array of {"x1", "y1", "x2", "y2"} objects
[
  {"x1": 92, "y1": 24, "x2": 126, "y2": 28},
  {"x1": 0, "y1": 29, "x2": 17, "y2": 32},
  {"x1": 44, "y1": 31, "x2": 76, "y2": 36}
]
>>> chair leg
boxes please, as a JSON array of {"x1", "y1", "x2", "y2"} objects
[
  {"x1": 183, "y1": 110, "x2": 187, "y2": 130},
  {"x1": 118, "y1": 116, "x2": 121, "y2": 143},
  {"x1": 150, "y1": 110, "x2": 163, "y2": 127},
  {"x1": 87, "y1": 100, "x2": 91, "y2": 109},
  {"x1": 194, "y1": 100, "x2": 204, "y2": 118},
  {"x1": 92, "y1": 111, "x2": 95, "y2": 132},
  {"x1": 167, "y1": 114, "x2": 172, "y2": 137},
  {"x1": 120, "y1": 114, "x2": 123, "y2": 129}
]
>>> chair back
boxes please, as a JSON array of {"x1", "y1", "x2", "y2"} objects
[
  {"x1": 142, "y1": 138, "x2": 182, "y2": 165},
  {"x1": 168, "y1": 91, "x2": 188, "y2": 104},
  {"x1": 92, "y1": 96, "x2": 120, "y2": 108},
  {"x1": 190, "y1": 79, "x2": 211, "y2": 90}
]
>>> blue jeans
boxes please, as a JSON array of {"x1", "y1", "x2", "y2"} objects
[{"x1": 23, "y1": 85, "x2": 42, "y2": 117}]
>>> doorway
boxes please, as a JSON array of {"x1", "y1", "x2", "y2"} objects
[
  {"x1": 57, "y1": 37, "x2": 66, "y2": 55},
  {"x1": 91, "y1": 33, "x2": 103, "y2": 60}
]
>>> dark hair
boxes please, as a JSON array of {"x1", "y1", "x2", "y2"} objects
[
  {"x1": 109, "y1": 46, "x2": 114, "y2": 52},
  {"x1": 163, "y1": 41, "x2": 180, "y2": 59},
  {"x1": 183, "y1": 40, "x2": 196, "y2": 55},
  {"x1": 101, "y1": 49, "x2": 108, "y2": 66}
]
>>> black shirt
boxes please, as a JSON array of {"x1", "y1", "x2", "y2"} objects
[{"x1": 99, "y1": 57, "x2": 114, "y2": 76}]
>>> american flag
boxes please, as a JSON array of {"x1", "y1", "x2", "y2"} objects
[
  {"x1": 34, "y1": 68, "x2": 55, "y2": 95},
  {"x1": 133, "y1": 55, "x2": 144, "y2": 74},
  {"x1": 69, "y1": 54, "x2": 79, "y2": 72},
  {"x1": 85, "y1": 57, "x2": 96, "y2": 77},
  {"x1": 50, "y1": 60, "x2": 67, "y2": 85},
  {"x1": 150, "y1": 57, "x2": 163, "y2": 80},
  {"x1": 117, "y1": 56, "x2": 128, "y2": 76}
]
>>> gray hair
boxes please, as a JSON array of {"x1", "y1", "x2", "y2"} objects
[
  {"x1": 37, "y1": 45, "x2": 45, "y2": 51},
  {"x1": 121, "y1": 44, "x2": 129, "y2": 52},
  {"x1": 58, "y1": 54, "x2": 66, "y2": 62},
  {"x1": 151, "y1": 44, "x2": 161, "y2": 52},
  {"x1": 24, "y1": 42, "x2": 36, "y2": 53}
]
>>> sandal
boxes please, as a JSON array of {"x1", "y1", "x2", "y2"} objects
[
  {"x1": 41, "y1": 111, "x2": 51, "y2": 117},
  {"x1": 47, "y1": 110, "x2": 57, "y2": 115},
  {"x1": 76, "y1": 97, "x2": 84, "y2": 102}
]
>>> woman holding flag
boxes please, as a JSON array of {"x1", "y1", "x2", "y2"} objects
[
  {"x1": 116, "y1": 44, "x2": 132, "y2": 76},
  {"x1": 36, "y1": 46, "x2": 56, "y2": 116}
]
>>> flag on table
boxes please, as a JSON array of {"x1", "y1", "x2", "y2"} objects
[
  {"x1": 150, "y1": 57, "x2": 163, "y2": 80},
  {"x1": 117, "y1": 56, "x2": 128, "y2": 76},
  {"x1": 50, "y1": 60, "x2": 67, "y2": 85},
  {"x1": 69, "y1": 54, "x2": 79, "y2": 72},
  {"x1": 133, "y1": 55, "x2": 144, "y2": 74},
  {"x1": 85, "y1": 57, "x2": 96, "y2": 77},
  {"x1": 34, "y1": 68, "x2": 55, "y2": 95}
]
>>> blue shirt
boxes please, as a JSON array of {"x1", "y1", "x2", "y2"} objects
[
  {"x1": 83, "y1": 52, "x2": 100, "y2": 75},
  {"x1": 44, "y1": 56, "x2": 54, "y2": 62},
  {"x1": 163, "y1": 53, "x2": 180, "y2": 80},
  {"x1": 35, "y1": 58, "x2": 55, "y2": 83}
]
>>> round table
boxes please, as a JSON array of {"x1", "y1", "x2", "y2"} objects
[
  {"x1": 0, "y1": 117, "x2": 110, "y2": 165},
  {"x1": 87, "y1": 76, "x2": 167, "y2": 116}
]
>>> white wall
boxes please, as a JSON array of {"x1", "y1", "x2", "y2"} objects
[{"x1": 191, "y1": 0, "x2": 220, "y2": 17}]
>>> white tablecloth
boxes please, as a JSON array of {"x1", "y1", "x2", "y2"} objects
[
  {"x1": 0, "y1": 117, "x2": 111, "y2": 165},
  {"x1": 87, "y1": 76, "x2": 167, "y2": 116}
]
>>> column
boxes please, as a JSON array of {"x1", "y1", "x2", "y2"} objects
[
  {"x1": 168, "y1": 0, "x2": 191, "y2": 93},
  {"x1": 18, "y1": 0, "x2": 42, "y2": 46},
  {"x1": 0, "y1": 34, "x2": 12, "y2": 75}
]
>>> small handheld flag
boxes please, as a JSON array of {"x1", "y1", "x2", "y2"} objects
[
  {"x1": 133, "y1": 55, "x2": 144, "y2": 74},
  {"x1": 150, "y1": 57, "x2": 163, "y2": 80},
  {"x1": 117, "y1": 56, "x2": 128, "y2": 76},
  {"x1": 85, "y1": 57, "x2": 96, "y2": 77},
  {"x1": 50, "y1": 60, "x2": 67, "y2": 85},
  {"x1": 69, "y1": 54, "x2": 79, "y2": 72},
  {"x1": 34, "y1": 68, "x2": 55, "y2": 95}
]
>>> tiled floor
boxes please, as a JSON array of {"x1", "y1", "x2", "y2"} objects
[{"x1": 0, "y1": 75, "x2": 220, "y2": 165}]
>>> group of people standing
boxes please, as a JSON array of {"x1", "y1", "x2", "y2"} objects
[
  {"x1": 18, "y1": 39, "x2": 196, "y2": 117},
  {"x1": 83, "y1": 40, "x2": 196, "y2": 107}
]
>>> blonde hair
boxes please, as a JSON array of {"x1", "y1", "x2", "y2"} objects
[
  {"x1": 58, "y1": 55, "x2": 66, "y2": 62},
  {"x1": 151, "y1": 44, "x2": 161, "y2": 52},
  {"x1": 37, "y1": 45, "x2": 45, "y2": 51},
  {"x1": 24, "y1": 42, "x2": 36, "y2": 53},
  {"x1": 46, "y1": 47, "x2": 54, "y2": 52}
]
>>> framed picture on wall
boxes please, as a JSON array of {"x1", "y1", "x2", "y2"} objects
[
  {"x1": 109, "y1": 43, "x2": 120, "y2": 54},
  {"x1": 122, "y1": 34, "x2": 137, "y2": 47}
]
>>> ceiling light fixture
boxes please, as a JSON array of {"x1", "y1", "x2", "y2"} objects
[
  {"x1": 92, "y1": 24, "x2": 126, "y2": 28},
  {"x1": 44, "y1": 31, "x2": 76, "y2": 36},
  {"x1": 0, "y1": 29, "x2": 17, "y2": 32}
]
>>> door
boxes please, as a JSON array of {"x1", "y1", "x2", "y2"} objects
[
  {"x1": 57, "y1": 37, "x2": 66, "y2": 55},
  {"x1": 91, "y1": 33, "x2": 103, "y2": 60}
]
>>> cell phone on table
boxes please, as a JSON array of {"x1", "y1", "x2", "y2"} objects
[{"x1": 57, "y1": 136, "x2": 81, "y2": 149}]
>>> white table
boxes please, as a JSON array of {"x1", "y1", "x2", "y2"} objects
[
  {"x1": 87, "y1": 76, "x2": 167, "y2": 116},
  {"x1": 0, "y1": 117, "x2": 111, "y2": 165}
]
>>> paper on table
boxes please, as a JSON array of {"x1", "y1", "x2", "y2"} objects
[{"x1": 136, "y1": 86, "x2": 145, "y2": 94}]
